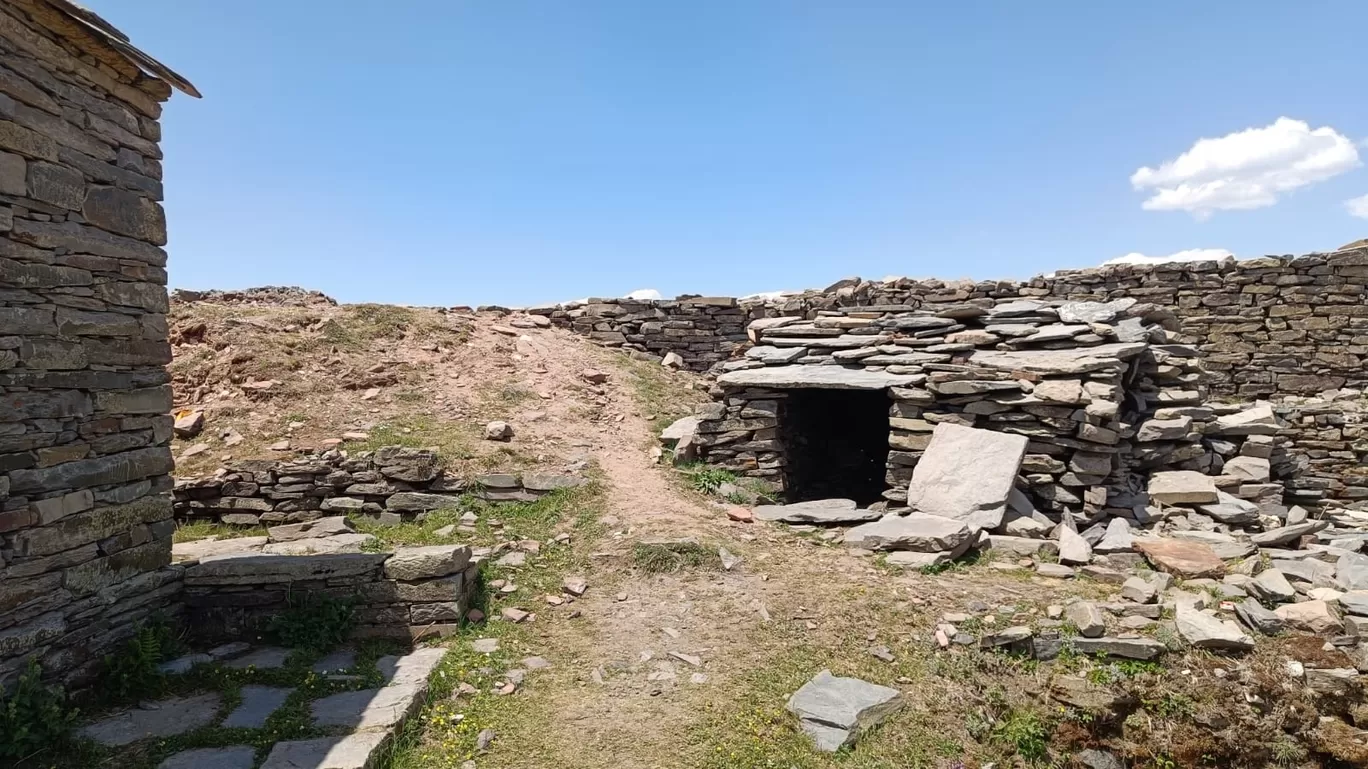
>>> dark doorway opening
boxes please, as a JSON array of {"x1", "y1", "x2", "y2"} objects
[{"x1": 781, "y1": 388, "x2": 890, "y2": 506}]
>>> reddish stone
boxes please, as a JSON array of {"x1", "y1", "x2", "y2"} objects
[
  {"x1": 1134, "y1": 538, "x2": 1226, "y2": 578},
  {"x1": 726, "y1": 505, "x2": 753, "y2": 523}
]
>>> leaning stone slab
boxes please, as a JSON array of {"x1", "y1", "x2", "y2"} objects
[
  {"x1": 905, "y1": 423, "x2": 1026, "y2": 531},
  {"x1": 268, "y1": 516, "x2": 353, "y2": 543},
  {"x1": 79, "y1": 693, "x2": 221, "y2": 747},
  {"x1": 1338, "y1": 591, "x2": 1368, "y2": 617},
  {"x1": 222, "y1": 686, "x2": 293, "y2": 729},
  {"x1": 158, "y1": 746, "x2": 256, "y2": 769},
  {"x1": 660, "y1": 416, "x2": 700, "y2": 443},
  {"x1": 378, "y1": 647, "x2": 447, "y2": 686},
  {"x1": 717, "y1": 366, "x2": 918, "y2": 390},
  {"x1": 1147, "y1": 471, "x2": 1218, "y2": 505},
  {"x1": 884, "y1": 550, "x2": 962, "y2": 569},
  {"x1": 1236, "y1": 599, "x2": 1284, "y2": 636},
  {"x1": 311, "y1": 684, "x2": 426, "y2": 731},
  {"x1": 1250, "y1": 520, "x2": 1327, "y2": 547},
  {"x1": 261, "y1": 733, "x2": 389, "y2": 769},
  {"x1": 1198, "y1": 492, "x2": 1260, "y2": 525},
  {"x1": 1337, "y1": 552, "x2": 1368, "y2": 591},
  {"x1": 785, "y1": 670, "x2": 903, "y2": 752},
  {"x1": 752, "y1": 499, "x2": 881, "y2": 524},
  {"x1": 845, "y1": 513, "x2": 972, "y2": 553},
  {"x1": 384, "y1": 545, "x2": 473, "y2": 580},
  {"x1": 185, "y1": 553, "x2": 389, "y2": 586},
  {"x1": 1069, "y1": 637, "x2": 1165, "y2": 660}
]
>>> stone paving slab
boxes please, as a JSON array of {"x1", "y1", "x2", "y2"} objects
[
  {"x1": 313, "y1": 648, "x2": 358, "y2": 674},
  {"x1": 311, "y1": 683, "x2": 426, "y2": 731},
  {"x1": 157, "y1": 745, "x2": 256, "y2": 769},
  {"x1": 222, "y1": 685, "x2": 294, "y2": 729},
  {"x1": 224, "y1": 646, "x2": 292, "y2": 670},
  {"x1": 260, "y1": 733, "x2": 389, "y2": 769},
  {"x1": 79, "y1": 693, "x2": 222, "y2": 747},
  {"x1": 377, "y1": 647, "x2": 446, "y2": 686}
]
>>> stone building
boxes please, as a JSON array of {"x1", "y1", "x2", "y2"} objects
[{"x1": 0, "y1": 0, "x2": 197, "y2": 686}]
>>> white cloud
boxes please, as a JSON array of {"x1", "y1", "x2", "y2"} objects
[
  {"x1": 1345, "y1": 194, "x2": 1368, "y2": 219},
  {"x1": 1102, "y1": 248, "x2": 1235, "y2": 266},
  {"x1": 623, "y1": 288, "x2": 662, "y2": 300},
  {"x1": 1130, "y1": 117, "x2": 1360, "y2": 218}
]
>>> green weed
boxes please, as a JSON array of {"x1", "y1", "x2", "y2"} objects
[
  {"x1": 0, "y1": 660, "x2": 78, "y2": 762},
  {"x1": 266, "y1": 593, "x2": 356, "y2": 652}
]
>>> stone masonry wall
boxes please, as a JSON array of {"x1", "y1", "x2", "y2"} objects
[
  {"x1": 0, "y1": 3, "x2": 178, "y2": 687},
  {"x1": 180, "y1": 546, "x2": 480, "y2": 644},
  {"x1": 174, "y1": 446, "x2": 588, "y2": 526},
  {"x1": 538, "y1": 248, "x2": 1368, "y2": 400}
]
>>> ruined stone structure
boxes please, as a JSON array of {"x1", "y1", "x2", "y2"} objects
[
  {"x1": 173, "y1": 446, "x2": 587, "y2": 527},
  {"x1": 0, "y1": 0, "x2": 197, "y2": 686},
  {"x1": 543, "y1": 249, "x2": 1368, "y2": 399}
]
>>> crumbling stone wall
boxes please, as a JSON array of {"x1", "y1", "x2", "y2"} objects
[
  {"x1": 539, "y1": 248, "x2": 1368, "y2": 400},
  {"x1": 0, "y1": 2, "x2": 178, "y2": 687},
  {"x1": 173, "y1": 447, "x2": 587, "y2": 526}
]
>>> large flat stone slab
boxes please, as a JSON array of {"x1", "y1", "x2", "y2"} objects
[
  {"x1": 1175, "y1": 607, "x2": 1254, "y2": 650},
  {"x1": 716, "y1": 366, "x2": 918, "y2": 390},
  {"x1": 158, "y1": 746, "x2": 256, "y2": 769},
  {"x1": 224, "y1": 646, "x2": 292, "y2": 670},
  {"x1": 311, "y1": 684, "x2": 426, "y2": 731},
  {"x1": 752, "y1": 499, "x2": 881, "y2": 524},
  {"x1": 79, "y1": 693, "x2": 221, "y2": 747},
  {"x1": 377, "y1": 647, "x2": 447, "y2": 686},
  {"x1": 1147, "y1": 471, "x2": 1219, "y2": 505},
  {"x1": 184, "y1": 553, "x2": 389, "y2": 585},
  {"x1": 263, "y1": 533, "x2": 376, "y2": 555},
  {"x1": 786, "y1": 670, "x2": 903, "y2": 752},
  {"x1": 172, "y1": 536, "x2": 268, "y2": 562},
  {"x1": 1134, "y1": 538, "x2": 1226, "y2": 578},
  {"x1": 261, "y1": 733, "x2": 389, "y2": 769},
  {"x1": 268, "y1": 516, "x2": 353, "y2": 543},
  {"x1": 383, "y1": 545, "x2": 472, "y2": 580},
  {"x1": 222, "y1": 685, "x2": 293, "y2": 729},
  {"x1": 969, "y1": 343, "x2": 1146, "y2": 375},
  {"x1": 844, "y1": 513, "x2": 972, "y2": 552},
  {"x1": 905, "y1": 423, "x2": 1026, "y2": 531}
]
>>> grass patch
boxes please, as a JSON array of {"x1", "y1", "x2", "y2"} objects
[
  {"x1": 173, "y1": 520, "x2": 268, "y2": 543},
  {"x1": 352, "y1": 417, "x2": 477, "y2": 465},
  {"x1": 632, "y1": 539, "x2": 717, "y2": 573},
  {"x1": 607, "y1": 352, "x2": 708, "y2": 435},
  {"x1": 320, "y1": 304, "x2": 466, "y2": 351}
]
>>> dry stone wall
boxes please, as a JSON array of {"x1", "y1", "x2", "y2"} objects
[
  {"x1": 174, "y1": 446, "x2": 587, "y2": 526},
  {"x1": 538, "y1": 248, "x2": 1368, "y2": 400},
  {"x1": 0, "y1": 2, "x2": 179, "y2": 688}
]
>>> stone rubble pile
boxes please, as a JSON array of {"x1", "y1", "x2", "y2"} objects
[
  {"x1": 527, "y1": 295, "x2": 748, "y2": 371},
  {"x1": 173, "y1": 446, "x2": 585, "y2": 526}
]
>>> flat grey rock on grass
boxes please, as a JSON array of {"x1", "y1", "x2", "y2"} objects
[
  {"x1": 80, "y1": 693, "x2": 221, "y2": 747},
  {"x1": 260, "y1": 733, "x2": 389, "y2": 769},
  {"x1": 222, "y1": 686, "x2": 293, "y2": 729},
  {"x1": 905, "y1": 423, "x2": 1026, "y2": 531},
  {"x1": 311, "y1": 684, "x2": 426, "y2": 731},
  {"x1": 313, "y1": 649, "x2": 358, "y2": 674},
  {"x1": 752, "y1": 499, "x2": 881, "y2": 524},
  {"x1": 786, "y1": 670, "x2": 903, "y2": 752},
  {"x1": 224, "y1": 646, "x2": 292, "y2": 670},
  {"x1": 1069, "y1": 636, "x2": 1165, "y2": 660},
  {"x1": 843, "y1": 513, "x2": 972, "y2": 552},
  {"x1": 157, "y1": 746, "x2": 255, "y2": 769}
]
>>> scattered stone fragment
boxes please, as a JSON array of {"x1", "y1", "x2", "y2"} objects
[
  {"x1": 172, "y1": 410, "x2": 205, "y2": 439},
  {"x1": 718, "y1": 547, "x2": 742, "y2": 571},
  {"x1": 1250, "y1": 520, "x2": 1328, "y2": 547},
  {"x1": 473, "y1": 638, "x2": 500, "y2": 653},
  {"x1": 1069, "y1": 636, "x2": 1166, "y2": 660},
  {"x1": 1036, "y1": 563, "x2": 1075, "y2": 578},
  {"x1": 1274, "y1": 600, "x2": 1344, "y2": 634},
  {"x1": 1249, "y1": 569, "x2": 1297, "y2": 603},
  {"x1": 1058, "y1": 526, "x2": 1093, "y2": 565},
  {"x1": 845, "y1": 513, "x2": 973, "y2": 553},
  {"x1": 785, "y1": 670, "x2": 903, "y2": 752},
  {"x1": 502, "y1": 608, "x2": 531, "y2": 623},
  {"x1": 1093, "y1": 518, "x2": 1134, "y2": 554},
  {"x1": 753, "y1": 498, "x2": 881, "y2": 524},
  {"x1": 1121, "y1": 576, "x2": 1158, "y2": 604},
  {"x1": 484, "y1": 421, "x2": 514, "y2": 441},
  {"x1": 1337, "y1": 552, "x2": 1368, "y2": 591},
  {"x1": 1175, "y1": 607, "x2": 1254, "y2": 651},
  {"x1": 1066, "y1": 602, "x2": 1107, "y2": 638},
  {"x1": 562, "y1": 576, "x2": 588, "y2": 596}
]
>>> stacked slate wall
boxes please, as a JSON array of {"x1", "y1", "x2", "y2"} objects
[
  {"x1": 174, "y1": 447, "x2": 587, "y2": 526},
  {"x1": 539, "y1": 248, "x2": 1368, "y2": 399},
  {"x1": 0, "y1": 2, "x2": 178, "y2": 687}
]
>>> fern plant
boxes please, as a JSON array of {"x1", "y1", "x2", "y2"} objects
[
  {"x1": 101, "y1": 621, "x2": 178, "y2": 702},
  {"x1": 1, "y1": 660, "x2": 77, "y2": 760}
]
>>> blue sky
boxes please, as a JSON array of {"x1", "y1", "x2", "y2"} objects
[{"x1": 89, "y1": 1, "x2": 1368, "y2": 306}]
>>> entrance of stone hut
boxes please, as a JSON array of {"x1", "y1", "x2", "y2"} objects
[{"x1": 780, "y1": 388, "x2": 891, "y2": 506}]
